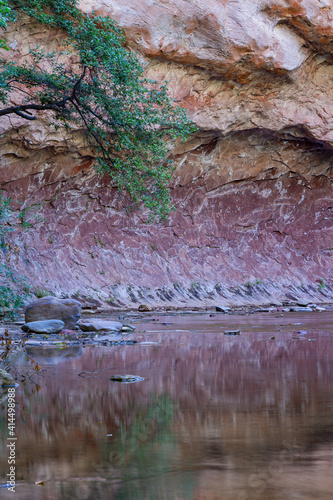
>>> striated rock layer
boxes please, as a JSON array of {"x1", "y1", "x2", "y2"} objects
[{"x1": 1, "y1": 0, "x2": 333, "y2": 307}]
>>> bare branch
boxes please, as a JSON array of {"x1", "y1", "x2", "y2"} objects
[
  {"x1": 14, "y1": 110, "x2": 37, "y2": 120},
  {"x1": 71, "y1": 65, "x2": 87, "y2": 100},
  {"x1": 0, "y1": 68, "x2": 87, "y2": 120},
  {"x1": 0, "y1": 102, "x2": 61, "y2": 118}
]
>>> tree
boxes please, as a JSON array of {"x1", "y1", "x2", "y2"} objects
[{"x1": 0, "y1": 0, "x2": 196, "y2": 220}]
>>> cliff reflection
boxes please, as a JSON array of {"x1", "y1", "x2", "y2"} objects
[
  {"x1": 25, "y1": 346, "x2": 83, "y2": 365},
  {"x1": 0, "y1": 313, "x2": 333, "y2": 499}
]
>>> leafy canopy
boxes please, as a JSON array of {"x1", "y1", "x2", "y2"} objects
[
  {"x1": 0, "y1": 0, "x2": 196, "y2": 220},
  {"x1": 0, "y1": 0, "x2": 13, "y2": 48}
]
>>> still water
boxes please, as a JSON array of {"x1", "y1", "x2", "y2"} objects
[{"x1": 1, "y1": 311, "x2": 333, "y2": 499}]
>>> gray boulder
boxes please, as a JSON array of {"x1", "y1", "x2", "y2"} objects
[
  {"x1": 121, "y1": 324, "x2": 136, "y2": 333},
  {"x1": 0, "y1": 369, "x2": 15, "y2": 387},
  {"x1": 297, "y1": 300, "x2": 311, "y2": 307},
  {"x1": 290, "y1": 307, "x2": 313, "y2": 312},
  {"x1": 22, "y1": 319, "x2": 65, "y2": 334},
  {"x1": 216, "y1": 306, "x2": 231, "y2": 313},
  {"x1": 25, "y1": 296, "x2": 81, "y2": 329},
  {"x1": 78, "y1": 319, "x2": 123, "y2": 332},
  {"x1": 138, "y1": 304, "x2": 152, "y2": 312}
]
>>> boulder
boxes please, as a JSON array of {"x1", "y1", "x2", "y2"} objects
[
  {"x1": 224, "y1": 330, "x2": 240, "y2": 335},
  {"x1": 0, "y1": 389, "x2": 11, "y2": 404},
  {"x1": 0, "y1": 369, "x2": 15, "y2": 387},
  {"x1": 78, "y1": 319, "x2": 123, "y2": 332},
  {"x1": 22, "y1": 319, "x2": 65, "y2": 334},
  {"x1": 290, "y1": 307, "x2": 313, "y2": 312},
  {"x1": 25, "y1": 296, "x2": 81, "y2": 329},
  {"x1": 138, "y1": 304, "x2": 152, "y2": 312},
  {"x1": 297, "y1": 300, "x2": 311, "y2": 307},
  {"x1": 216, "y1": 306, "x2": 231, "y2": 313},
  {"x1": 121, "y1": 324, "x2": 136, "y2": 332}
]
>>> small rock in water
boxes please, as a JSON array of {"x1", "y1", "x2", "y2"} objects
[
  {"x1": 78, "y1": 319, "x2": 123, "y2": 332},
  {"x1": 138, "y1": 304, "x2": 152, "y2": 312},
  {"x1": 21, "y1": 319, "x2": 65, "y2": 334},
  {"x1": 61, "y1": 329, "x2": 77, "y2": 336},
  {"x1": 121, "y1": 324, "x2": 136, "y2": 333},
  {"x1": 224, "y1": 330, "x2": 240, "y2": 335},
  {"x1": 110, "y1": 374, "x2": 144, "y2": 383},
  {"x1": 290, "y1": 307, "x2": 313, "y2": 312},
  {"x1": 0, "y1": 369, "x2": 15, "y2": 387}
]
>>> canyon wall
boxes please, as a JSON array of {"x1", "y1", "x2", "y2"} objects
[{"x1": 1, "y1": 0, "x2": 333, "y2": 308}]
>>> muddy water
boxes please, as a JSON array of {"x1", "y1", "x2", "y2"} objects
[{"x1": 1, "y1": 311, "x2": 333, "y2": 500}]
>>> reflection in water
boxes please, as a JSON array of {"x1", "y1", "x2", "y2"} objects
[
  {"x1": 25, "y1": 346, "x2": 83, "y2": 365},
  {"x1": 0, "y1": 312, "x2": 333, "y2": 499}
]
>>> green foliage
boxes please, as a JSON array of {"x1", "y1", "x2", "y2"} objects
[
  {"x1": 0, "y1": 190, "x2": 11, "y2": 243},
  {"x1": 18, "y1": 204, "x2": 44, "y2": 228},
  {"x1": 0, "y1": 268, "x2": 30, "y2": 319},
  {"x1": 245, "y1": 278, "x2": 263, "y2": 288},
  {"x1": 0, "y1": 0, "x2": 13, "y2": 49},
  {"x1": 0, "y1": 0, "x2": 11, "y2": 28},
  {"x1": 1, "y1": 0, "x2": 196, "y2": 220},
  {"x1": 318, "y1": 277, "x2": 325, "y2": 291},
  {"x1": 34, "y1": 286, "x2": 50, "y2": 298},
  {"x1": 0, "y1": 193, "x2": 31, "y2": 320}
]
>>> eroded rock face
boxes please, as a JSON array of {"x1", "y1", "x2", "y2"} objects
[{"x1": 1, "y1": 0, "x2": 333, "y2": 306}]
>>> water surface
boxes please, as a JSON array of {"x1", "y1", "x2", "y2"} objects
[{"x1": 1, "y1": 311, "x2": 333, "y2": 499}]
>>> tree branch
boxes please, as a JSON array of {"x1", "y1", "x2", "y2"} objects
[
  {"x1": 0, "y1": 102, "x2": 62, "y2": 118},
  {"x1": 71, "y1": 65, "x2": 86, "y2": 100},
  {"x1": 14, "y1": 110, "x2": 36, "y2": 120},
  {"x1": 0, "y1": 67, "x2": 87, "y2": 120}
]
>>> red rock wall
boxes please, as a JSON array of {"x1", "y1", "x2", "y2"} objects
[{"x1": 1, "y1": 0, "x2": 333, "y2": 307}]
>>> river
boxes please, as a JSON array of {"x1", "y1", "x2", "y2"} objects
[{"x1": 1, "y1": 310, "x2": 333, "y2": 499}]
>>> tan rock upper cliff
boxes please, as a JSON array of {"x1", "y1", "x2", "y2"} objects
[{"x1": 0, "y1": 0, "x2": 333, "y2": 306}]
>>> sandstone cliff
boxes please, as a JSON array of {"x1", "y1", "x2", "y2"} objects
[{"x1": 1, "y1": 0, "x2": 333, "y2": 308}]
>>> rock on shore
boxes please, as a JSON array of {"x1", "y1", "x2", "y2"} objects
[{"x1": 25, "y1": 297, "x2": 81, "y2": 330}]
